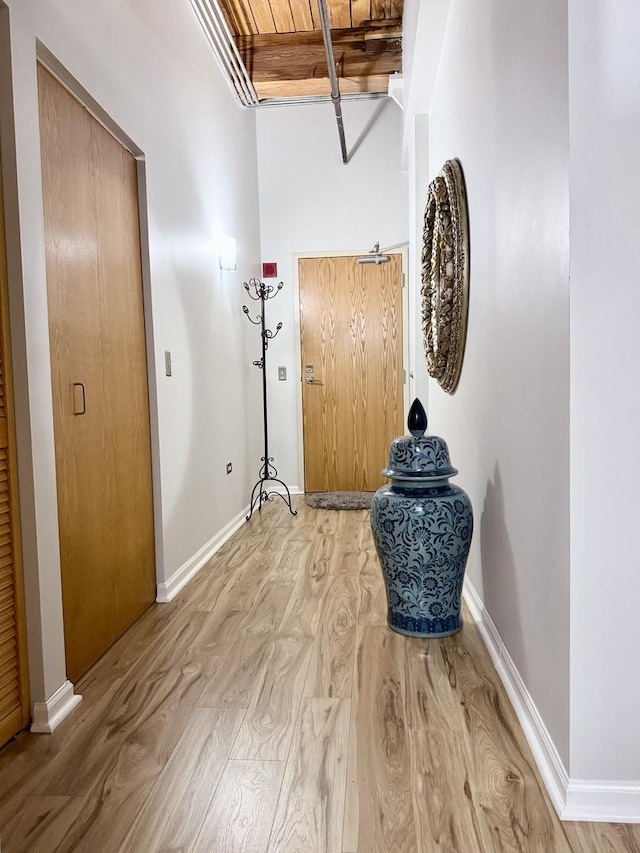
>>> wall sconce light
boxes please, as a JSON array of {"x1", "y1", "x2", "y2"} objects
[{"x1": 218, "y1": 235, "x2": 237, "y2": 271}]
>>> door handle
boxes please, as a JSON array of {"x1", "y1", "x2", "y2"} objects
[
  {"x1": 73, "y1": 383, "x2": 86, "y2": 415},
  {"x1": 305, "y1": 376, "x2": 323, "y2": 385}
]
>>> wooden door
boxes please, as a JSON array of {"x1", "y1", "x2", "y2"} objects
[
  {"x1": 0, "y1": 140, "x2": 30, "y2": 746},
  {"x1": 38, "y1": 66, "x2": 156, "y2": 683},
  {"x1": 299, "y1": 255, "x2": 403, "y2": 492}
]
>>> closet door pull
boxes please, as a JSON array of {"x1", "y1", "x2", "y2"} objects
[{"x1": 73, "y1": 383, "x2": 86, "y2": 416}]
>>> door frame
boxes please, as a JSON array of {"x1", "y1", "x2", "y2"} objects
[
  {"x1": 36, "y1": 48, "x2": 165, "y2": 590},
  {"x1": 293, "y1": 248, "x2": 410, "y2": 493}
]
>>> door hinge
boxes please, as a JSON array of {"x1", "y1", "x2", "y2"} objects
[
  {"x1": 402, "y1": 369, "x2": 407, "y2": 385},
  {"x1": 402, "y1": 272, "x2": 406, "y2": 288}
]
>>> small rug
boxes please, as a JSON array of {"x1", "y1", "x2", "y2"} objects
[{"x1": 306, "y1": 491, "x2": 374, "y2": 510}]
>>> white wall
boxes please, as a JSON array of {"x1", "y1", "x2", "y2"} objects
[
  {"x1": 569, "y1": 0, "x2": 640, "y2": 781},
  {"x1": 407, "y1": 0, "x2": 571, "y2": 765},
  {"x1": 406, "y1": 113, "x2": 429, "y2": 410},
  {"x1": 400, "y1": 0, "x2": 450, "y2": 158},
  {"x1": 256, "y1": 99, "x2": 409, "y2": 489},
  {"x1": 2, "y1": 0, "x2": 261, "y2": 705}
]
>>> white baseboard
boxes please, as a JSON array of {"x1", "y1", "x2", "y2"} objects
[
  {"x1": 463, "y1": 579, "x2": 640, "y2": 823},
  {"x1": 156, "y1": 504, "x2": 250, "y2": 603},
  {"x1": 31, "y1": 680, "x2": 82, "y2": 733},
  {"x1": 563, "y1": 781, "x2": 640, "y2": 823},
  {"x1": 462, "y1": 579, "x2": 569, "y2": 817},
  {"x1": 269, "y1": 484, "x2": 303, "y2": 495}
]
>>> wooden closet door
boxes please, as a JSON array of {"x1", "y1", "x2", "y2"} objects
[
  {"x1": 0, "y1": 140, "x2": 30, "y2": 746},
  {"x1": 38, "y1": 65, "x2": 156, "y2": 683}
]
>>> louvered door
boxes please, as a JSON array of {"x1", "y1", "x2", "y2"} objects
[{"x1": 0, "y1": 141, "x2": 30, "y2": 747}]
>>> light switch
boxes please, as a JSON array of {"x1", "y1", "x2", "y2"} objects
[
  {"x1": 278, "y1": 366, "x2": 287, "y2": 381},
  {"x1": 164, "y1": 350, "x2": 172, "y2": 377}
]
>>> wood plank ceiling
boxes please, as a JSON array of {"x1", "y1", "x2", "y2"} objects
[{"x1": 219, "y1": 0, "x2": 403, "y2": 100}]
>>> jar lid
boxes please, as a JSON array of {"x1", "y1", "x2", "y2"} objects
[{"x1": 382, "y1": 398, "x2": 458, "y2": 480}]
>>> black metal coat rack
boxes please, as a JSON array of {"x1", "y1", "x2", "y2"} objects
[{"x1": 242, "y1": 278, "x2": 297, "y2": 520}]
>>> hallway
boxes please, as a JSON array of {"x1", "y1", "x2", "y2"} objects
[{"x1": 0, "y1": 499, "x2": 636, "y2": 852}]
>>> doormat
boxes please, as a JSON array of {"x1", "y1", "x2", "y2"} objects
[{"x1": 306, "y1": 491, "x2": 374, "y2": 510}]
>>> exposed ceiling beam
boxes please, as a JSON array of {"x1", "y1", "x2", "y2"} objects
[
  {"x1": 191, "y1": 0, "x2": 402, "y2": 107},
  {"x1": 252, "y1": 75, "x2": 392, "y2": 99},
  {"x1": 237, "y1": 26, "x2": 402, "y2": 87}
]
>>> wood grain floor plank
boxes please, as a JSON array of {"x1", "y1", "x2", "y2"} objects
[
  {"x1": 243, "y1": 504, "x2": 317, "y2": 553},
  {"x1": 230, "y1": 625, "x2": 313, "y2": 760},
  {"x1": 198, "y1": 629, "x2": 273, "y2": 709},
  {"x1": 266, "y1": 698, "x2": 350, "y2": 853},
  {"x1": 271, "y1": 541, "x2": 315, "y2": 584},
  {"x1": 342, "y1": 627, "x2": 362, "y2": 853},
  {"x1": 46, "y1": 610, "x2": 224, "y2": 797},
  {"x1": 14, "y1": 628, "x2": 232, "y2": 851},
  {"x1": 0, "y1": 729, "x2": 60, "y2": 805},
  {"x1": 308, "y1": 529, "x2": 341, "y2": 578},
  {"x1": 191, "y1": 554, "x2": 275, "y2": 633},
  {"x1": 276, "y1": 534, "x2": 335, "y2": 641},
  {"x1": 405, "y1": 726, "x2": 487, "y2": 853},
  {"x1": 173, "y1": 537, "x2": 261, "y2": 612},
  {"x1": 564, "y1": 821, "x2": 640, "y2": 853},
  {"x1": 119, "y1": 708, "x2": 244, "y2": 852},
  {"x1": 192, "y1": 760, "x2": 285, "y2": 853},
  {"x1": 398, "y1": 635, "x2": 497, "y2": 851},
  {"x1": 177, "y1": 561, "x2": 256, "y2": 615},
  {"x1": 76, "y1": 603, "x2": 188, "y2": 701},
  {"x1": 223, "y1": 542, "x2": 338, "y2": 758},
  {"x1": 38, "y1": 615, "x2": 213, "y2": 796},
  {"x1": 314, "y1": 508, "x2": 344, "y2": 537},
  {"x1": 442, "y1": 642, "x2": 574, "y2": 853},
  {"x1": 402, "y1": 634, "x2": 466, "y2": 734},
  {"x1": 356, "y1": 545, "x2": 387, "y2": 626},
  {"x1": 330, "y1": 512, "x2": 369, "y2": 580},
  {"x1": 303, "y1": 574, "x2": 357, "y2": 699},
  {"x1": 241, "y1": 570, "x2": 298, "y2": 637},
  {"x1": 199, "y1": 564, "x2": 298, "y2": 709},
  {"x1": 346, "y1": 627, "x2": 418, "y2": 853},
  {"x1": 3, "y1": 622, "x2": 228, "y2": 853},
  {"x1": 0, "y1": 645, "x2": 178, "y2": 831},
  {"x1": 0, "y1": 795, "x2": 82, "y2": 853}
]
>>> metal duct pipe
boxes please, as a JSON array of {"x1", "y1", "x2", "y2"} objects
[
  {"x1": 316, "y1": 0, "x2": 348, "y2": 165},
  {"x1": 191, "y1": 0, "x2": 259, "y2": 106}
]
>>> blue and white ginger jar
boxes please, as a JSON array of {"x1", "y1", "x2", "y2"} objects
[{"x1": 370, "y1": 398, "x2": 473, "y2": 638}]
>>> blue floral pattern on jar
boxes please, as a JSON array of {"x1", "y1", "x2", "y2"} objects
[
  {"x1": 371, "y1": 483, "x2": 473, "y2": 637},
  {"x1": 387, "y1": 436, "x2": 453, "y2": 474},
  {"x1": 370, "y1": 399, "x2": 473, "y2": 639}
]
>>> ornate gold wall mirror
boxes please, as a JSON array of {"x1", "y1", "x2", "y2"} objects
[{"x1": 421, "y1": 158, "x2": 470, "y2": 394}]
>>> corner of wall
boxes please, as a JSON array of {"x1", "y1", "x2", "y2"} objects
[{"x1": 30, "y1": 680, "x2": 82, "y2": 734}]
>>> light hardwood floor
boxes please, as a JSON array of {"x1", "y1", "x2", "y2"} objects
[{"x1": 1, "y1": 498, "x2": 638, "y2": 852}]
